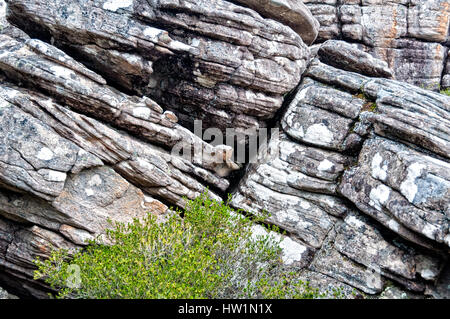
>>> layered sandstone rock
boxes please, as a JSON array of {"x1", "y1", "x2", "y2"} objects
[
  {"x1": 232, "y1": 41, "x2": 450, "y2": 298},
  {"x1": 0, "y1": 0, "x2": 448, "y2": 299},
  {"x1": 233, "y1": 0, "x2": 320, "y2": 45},
  {"x1": 6, "y1": 0, "x2": 310, "y2": 133},
  {"x1": 304, "y1": 0, "x2": 450, "y2": 90}
]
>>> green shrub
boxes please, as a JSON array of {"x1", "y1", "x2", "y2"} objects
[
  {"x1": 34, "y1": 193, "x2": 332, "y2": 299},
  {"x1": 440, "y1": 88, "x2": 450, "y2": 96}
]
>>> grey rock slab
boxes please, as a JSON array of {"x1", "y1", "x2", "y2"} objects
[
  {"x1": 231, "y1": 132, "x2": 352, "y2": 248},
  {"x1": 369, "y1": 40, "x2": 447, "y2": 91},
  {"x1": 339, "y1": 137, "x2": 449, "y2": 249},
  {"x1": 305, "y1": 0, "x2": 449, "y2": 89},
  {"x1": 296, "y1": 270, "x2": 363, "y2": 299},
  {"x1": 0, "y1": 36, "x2": 239, "y2": 175},
  {"x1": 318, "y1": 40, "x2": 393, "y2": 78},
  {"x1": 281, "y1": 77, "x2": 365, "y2": 152},
  {"x1": 309, "y1": 226, "x2": 386, "y2": 295},
  {"x1": 233, "y1": 0, "x2": 320, "y2": 45},
  {"x1": 6, "y1": 0, "x2": 310, "y2": 133},
  {"x1": 408, "y1": 0, "x2": 450, "y2": 43},
  {"x1": 335, "y1": 212, "x2": 442, "y2": 289},
  {"x1": 362, "y1": 78, "x2": 450, "y2": 159},
  {"x1": 304, "y1": 1, "x2": 340, "y2": 41},
  {"x1": 0, "y1": 91, "x2": 102, "y2": 201},
  {"x1": 0, "y1": 84, "x2": 229, "y2": 207}
]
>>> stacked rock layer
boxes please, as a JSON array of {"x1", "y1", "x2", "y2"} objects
[{"x1": 0, "y1": 0, "x2": 448, "y2": 298}]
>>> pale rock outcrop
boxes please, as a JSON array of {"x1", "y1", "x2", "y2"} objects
[
  {"x1": 233, "y1": 0, "x2": 320, "y2": 45},
  {"x1": 5, "y1": 0, "x2": 311, "y2": 133},
  {"x1": 232, "y1": 41, "x2": 450, "y2": 297},
  {"x1": 443, "y1": 50, "x2": 450, "y2": 89},
  {"x1": 0, "y1": 0, "x2": 448, "y2": 299},
  {"x1": 304, "y1": 0, "x2": 450, "y2": 90}
]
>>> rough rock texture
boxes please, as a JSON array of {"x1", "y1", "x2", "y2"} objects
[
  {"x1": 232, "y1": 42, "x2": 450, "y2": 298},
  {"x1": 0, "y1": 0, "x2": 257, "y2": 297},
  {"x1": 5, "y1": 0, "x2": 310, "y2": 134},
  {"x1": 0, "y1": 0, "x2": 448, "y2": 299},
  {"x1": 444, "y1": 50, "x2": 450, "y2": 89},
  {"x1": 233, "y1": 0, "x2": 320, "y2": 45},
  {"x1": 304, "y1": 0, "x2": 450, "y2": 90},
  {"x1": 0, "y1": 284, "x2": 17, "y2": 299}
]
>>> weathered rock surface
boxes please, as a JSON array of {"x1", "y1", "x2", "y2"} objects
[
  {"x1": 232, "y1": 41, "x2": 450, "y2": 297},
  {"x1": 0, "y1": 284, "x2": 17, "y2": 299},
  {"x1": 304, "y1": 0, "x2": 450, "y2": 90},
  {"x1": 233, "y1": 0, "x2": 320, "y2": 45},
  {"x1": 443, "y1": 50, "x2": 450, "y2": 89},
  {"x1": 318, "y1": 40, "x2": 393, "y2": 79},
  {"x1": 6, "y1": 0, "x2": 310, "y2": 133},
  {"x1": 0, "y1": 0, "x2": 448, "y2": 299},
  {"x1": 0, "y1": 0, "x2": 258, "y2": 297}
]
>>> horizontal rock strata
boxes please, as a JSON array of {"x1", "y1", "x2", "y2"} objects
[
  {"x1": 304, "y1": 0, "x2": 450, "y2": 90},
  {"x1": 0, "y1": 0, "x2": 448, "y2": 299},
  {"x1": 232, "y1": 0, "x2": 320, "y2": 45},
  {"x1": 232, "y1": 41, "x2": 450, "y2": 298},
  {"x1": 6, "y1": 0, "x2": 310, "y2": 133}
]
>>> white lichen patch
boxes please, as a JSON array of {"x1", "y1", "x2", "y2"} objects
[
  {"x1": 299, "y1": 200, "x2": 311, "y2": 210},
  {"x1": 387, "y1": 219, "x2": 400, "y2": 232},
  {"x1": 40, "y1": 99, "x2": 54, "y2": 109},
  {"x1": 251, "y1": 225, "x2": 307, "y2": 266},
  {"x1": 168, "y1": 40, "x2": 193, "y2": 52},
  {"x1": 371, "y1": 153, "x2": 388, "y2": 181},
  {"x1": 369, "y1": 184, "x2": 391, "y2": 210},
  {"x1": 88, "y1": 174, "x2": 103, "y2": 187},
  {"x1": 103, "y1": 0, "x2": 133, "y2": 12},
  {"x1": 132, "y1": 106, "x2": 151, "y2": 120},
  {"x1": 50, "y1": 65, "x2": 76, "y2": 79},
  {"x1": 291, "y1": 86, "x2": 310, "y2": 107},
  {"x1": 420, "y1": 269, "x2": 437, "y2": 281},
  {"x1": 4, "y1": 87, "x2": 18, "y2": 99},
  {"x1": 318, "y1": 159, "x2": 334, "y2": 172},
  {"x1": 85, "y1": 188, "x2": 95, "y2": 197},
  {"x1": 0, "y1": 97, "x2": 9, "y2": 109},
  {"x1": 191, "y1": 38, "x2": 201, "y2": 47},
  {"x1": 400, "y1": 162, "x2": 425, "y2": 203},
  {"x1": 46, "y1": 170, "x2": 67, "y2": 182},
  {"x1": 345, "y1": 214, "x2": 366, "y2": 229},
  {"x1": 422, "y1": 223, "x2": 438, "y2": 241},
  {"x1": 0, "y1": 0, "x2": 6, "y2": 27},
  {"x1": 37, "y1": 147, "x2": 54, "y2": 161},
  {"x1": 305, "y1": 123, "x2": 333, "y2": 145},
  {"x1": 278, "y1": 209, "x2": 300, "y2": 223},
  {"x1": 143, "y1": 26, "x2": 164, "y2": 40},
  {"x1": 280, "y1": 237, "x2": 307, "y2": 265}
]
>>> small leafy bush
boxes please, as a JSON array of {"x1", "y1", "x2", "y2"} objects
[
  {"x1": 440, "y1": 88, "x2": 450, "y2": 96},
  {"x1": 34, "y1": 193, "x2": 330, "y2": 299}
]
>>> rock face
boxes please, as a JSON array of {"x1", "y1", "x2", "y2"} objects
[
  {"x1": 232, "y1": 41, "x2": 450, "y2": 298},
  {"x1": 304, "y1": 0, "x2": 450, "y2": 90},
  {"x1": 0, "y1": 0, "x2": 448, "y2": 299},
  {"x1": 6, "y1": 0, "x2": 310, "y2": 134},
  {"x1": 233, "y1": 0, "x2": 320, "y2": 45}
]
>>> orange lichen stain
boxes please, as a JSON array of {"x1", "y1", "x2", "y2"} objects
[
  {"x1": 382, "y1": 6, "x2": 400, "y2": 49},
  {"x1": 389, "y1": 7, "x2": 399, "y2": 39},
  {"x1": 37, "y1": 243, "x2": 49, "y2": 254},
  {"x1": 437, "y1": 2, "x2": 450, "y2": 40}
]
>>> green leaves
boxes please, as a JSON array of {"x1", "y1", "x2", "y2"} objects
[
  {"x1": 440, "y1": 88, "x2": 450, "y2": 96},
  {"x1": 34, "y1": 192, "x2": 329, "y2": 299}
]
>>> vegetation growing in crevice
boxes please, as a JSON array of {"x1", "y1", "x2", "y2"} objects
[
  {"x1": 34, "y1": 193, "x2": 341, "y2": 299},
  {"x1": 440, "y1": 88, "x2": 450, "y2": 96}
]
